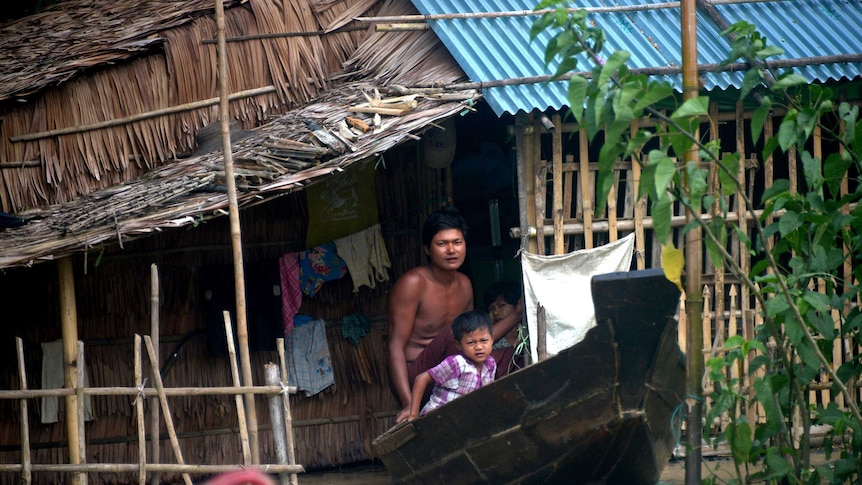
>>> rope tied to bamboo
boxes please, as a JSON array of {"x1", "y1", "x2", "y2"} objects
[{"x1": 132, "y1": 378, "x2": 148, "y2": 406}]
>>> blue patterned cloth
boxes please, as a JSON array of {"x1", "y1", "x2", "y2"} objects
[
  {"x1": 298, "y1": 242, "x2": 347, "y2": 297},
  {"x1": 284, "y1": 318, "x2": 334, "y2": 396}
]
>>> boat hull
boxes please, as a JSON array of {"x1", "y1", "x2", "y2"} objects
[{"x1": 373, "y1": 268, "x2": 685, "y2": 484}]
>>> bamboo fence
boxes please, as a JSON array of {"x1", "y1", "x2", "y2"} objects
[{"x1": 514, "y1": 99, "x2": 862, "y2": 434}]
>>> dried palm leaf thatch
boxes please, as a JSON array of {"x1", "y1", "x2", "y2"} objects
[
  {"x1": 0, "y1": 0, "x2": 247, "y2": 103},
  {"x1": 0, "y1": 0, "x2": 383, "y2": 214},
  {"x1": 342, "y1": 0, "x2": 467, "y2": 87}
]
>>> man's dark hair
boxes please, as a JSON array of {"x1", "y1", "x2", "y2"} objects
[
  {"x1": 422, "y1": 206, "x2": 468, "y2": 247},
  {"x1": 482, "y1": 280, "x2": 522, "y2": 309},
  {"x1": 451, "y1": 310, "x2": 493, "y2": 341}
]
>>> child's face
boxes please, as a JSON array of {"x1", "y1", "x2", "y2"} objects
[
  {"x1": 487, "y1": 296, "x2": 516, "y2": 323},
  {"x1": 455, "y1": 327, "x2": 493, "y2": 366}
]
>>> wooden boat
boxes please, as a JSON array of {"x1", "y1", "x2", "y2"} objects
[{"x1": 372, "y1": 268, "x2": 685, "y2": 484}]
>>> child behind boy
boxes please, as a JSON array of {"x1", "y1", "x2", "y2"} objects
[{"x1": 407, "y1": 310, "x2": 497, "y2": 420}]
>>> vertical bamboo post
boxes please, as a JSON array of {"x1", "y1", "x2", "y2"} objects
[
  {"x1": 215, "y1": 0, "x2": 260, "y2": 463},
  {"x1": 75, "y1": 341, "x2": 87, "y2": 475},
  {"x1": 276, "y1": 338, "x2": 299, "y2": 485},
  {"x1": 552, "y1": 114, "x2": 564, "y2": 255},
  {"x1": 563, "y1": 154, "x2": 574, "y2": 251},
  {"x1": 532, "y1": 119, "x2": 544, "y2": 255},
  {"x1": 143, "y1": 336, "x2": 192, "y2": 485},
  {"x1": 515, "y1": 114, "x2": 538, "y2": 255},
  {"x1": 264, "y1": 363, "x2": 291, "y2": 485},
  {"x1": 133, "y1": 335, "x2": 147, "y2": 485},
  {"x1": 578, "y1": 128, "x2": 593, "y2": 249},
  {"x1": 57, "y1": 257, "x2": 85, "y2": 485},
  {"x1": 630, "y1": 121, "x2": 645, "y2": 269},
  {"x1": 223, "y1": 312, "x2": 252, "y2": 465},
  {"x1": 16, "y1": 338, "x2": 31, "y2": 485},
  {"x1": 680, "y1": 0, "x2": 704, "y2": 481},
  {"x1": 149, "y1": 264, "x2": 160, "y2": 485},
  {"x1": 534, "y1": 159, "x2": 547, "y2": 256}
]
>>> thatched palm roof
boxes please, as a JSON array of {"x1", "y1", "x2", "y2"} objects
[{"x1": 0, "y1": 0, "x2": 476, "y2": 269}]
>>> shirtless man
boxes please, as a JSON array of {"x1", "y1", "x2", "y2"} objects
[{"x1": 388, "y1": 206, "x2": 520, "y2": 423}]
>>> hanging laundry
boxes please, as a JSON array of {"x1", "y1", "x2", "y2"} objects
[
  {"x1": 333, "y1": 224, "x2": 391, "y2": 293},
  {"x1": 298, "y1": 242, "x2": 347, "y2": 297},
  {"x1": 41, "y1": 340, "x2": 95, "y2": 423},
  {"x1": 284, "y1": 318, "x2": 335, "y2": 396},
  {"x1": 279, "y1": 252, "x2": 302, "y2": 335},
  {"x1": 341, "y1": 312, "x2": 372, "y2": 346}
]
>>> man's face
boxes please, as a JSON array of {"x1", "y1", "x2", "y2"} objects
[{"x1": 425, "y1": 228, "x2": 466, "y2": 270}]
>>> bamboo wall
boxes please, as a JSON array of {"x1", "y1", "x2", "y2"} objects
[
  {"x1": 0, "y1": 141, "x2": 452, "y2": 484},
  {"x1": 517, "y1": 96, "x2": 861, "y2": 428}
]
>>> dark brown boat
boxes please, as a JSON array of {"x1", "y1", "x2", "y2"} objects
[{"x1": 372, "y1": 268, "x2": 685, "y2": 484}]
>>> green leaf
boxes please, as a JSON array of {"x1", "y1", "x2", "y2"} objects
[
  {"x1": 740, "y1": 68, "x2": 763, "y2": 100},
  {"x1": 771, "y1": 73, "x2": 808, "y2": 91},
  {"x1": 718, "y1": 153, "x2": 740, "y2": 196},
  {"x1": 801, "y1": 290, "x2": 830, "y2": 313},
  {"x1": 750, "y1": 96, "x2": 772, "y2": 143},
  {"x1": 671, "y1": 96, "x2": 709, "y2": 120},
  {"x1": 824, "y1": 152, "x2": 850, "y2": 197},
  {"x1": 650, "y1": 150, "x2": 676, "y2": 197},
  {"x1": 763, "y1": 449, "x2": 794, "y2": 478},
  {"x1": 778, "y1": 211, "x2": 803, "y2": 236},
  {"x1": 567, "y1": 77, "x2": 587, "y2": 124},
  {"x1": 727, "y1": 420, "x2": 753, "y2": 463},
  {"x1": 801, "y1": 151, "x2": 824, "y2": 191},
  {"x1": 633, "y1": 81, "x2": 673, "y2": 114},
  {"x1": 777, "y1": 118, "x2": 797, "y2": 152},
  {"x1": 598, "y1": 50, "x2": 629, "y2": 87}
]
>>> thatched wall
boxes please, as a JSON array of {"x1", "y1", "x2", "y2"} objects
[
  {"x1": 0, "y1": 140, "x2": 447, "y2": 484},
  {"x1": 0, "y1": 0, "x2": 376, "y2": 213}
]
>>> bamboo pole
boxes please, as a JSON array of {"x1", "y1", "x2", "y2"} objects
[
  {"x1": 395, "y1": 54, "x2": 862, "y2": 93},
  {"x1": 537, "y1": 304, "x2": 547, "y2": 362},
  {"x1": 75, "y1": 341, "x2": 87, "y2": 478},
  {"x1": 276, "y1": 338, "x2": 299, "y2": 485},
  {"x1": 223, "y1": 311, "x2": 252, "y2": 466},
  {"x1": 0, "y1": 464, "x2": 304, "y2": 474},
  {"x1": 57, "y1": 257, "x2": 85, "y2": 485},
  {"x1": 15, "y1": 338, "x2": 31, "y2": 485},
  {"x1": 552, "y1": 114, "x2": 564, "y2": 255},
  {"x1": 631, "y1": 122, "x2": 645, "y2": 269},
  {"x1": 10, "y1": 86, "x2": 276, "y2": 142},
  {"x1": 133, "y1": 336, "x2": 146, "y2": 485},
  {"x1": 355, "y1": 0, "x2": 786, "y2": 23},
  {"x1": 264, "y1": 363, "x2": 291, "y2": 485},
  {"x1": 0, "y1": 385, "x2": 298, "y2": 399},
  {"x1": 148, "y1": 265, "x2": 159, "y2": 485},
  {"x1": 515, "y1": 114, "x2": 538, "y2": 255},
  {"x1": 578, "y1": 128, "x2": 593, "y2": 249},
  {"x1": 681, "y1": 0, "x2": 704, "y2": 481},
  {"x1": 215, "y1": 0, "x2": 260, "y2": 464},
  {"x1": 142, "y1": 336, "x2": 192, "y2": 485}
]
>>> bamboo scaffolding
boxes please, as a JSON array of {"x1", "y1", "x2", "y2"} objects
[
  {"x1": 0, "y1": 464, "x2": 304, "y2": 474},
  {"x1": 143, "y1": 335, "x2": 192, "y2": 485},
  {"x1": 148, "y1": 265, "x2": 159, "y2": 485},
  {"x1": 276, "y1": 338, "x2": 299, "y2": 485},
  {"x1": 133, "y1": 336, "x2": 146, "y2": 485},
  {"x1": 222, "y1": 312, "x2": 252, "y2": 466},
  {"x1": 355, "y1": 0, "x2": 790, "y2": 23},
  {"x1": 9, "y1": 86, "x2": 276, "y2": 143},
  {"x1": 15, "y1": 338, "x2": 31, "y2": 485},
  {"x1": 215, "y1": 0, "x2": 260, "y2": 464}
]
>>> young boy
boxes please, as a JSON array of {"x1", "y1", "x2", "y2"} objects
[{"x1": 407, "y1": 310, "x2": 497, "y2": 419}]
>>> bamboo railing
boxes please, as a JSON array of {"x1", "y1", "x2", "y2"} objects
[
  {"x1": 0, "y1": 334, "x2": 303, "y2": 484},
  {"x1": 513, "y1": 99, "x2": 862, "y2": 428}
]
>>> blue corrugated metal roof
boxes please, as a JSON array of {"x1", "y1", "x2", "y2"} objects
[{"x1": 409, "y1": 0, "x2": 862, "y2": 116}]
